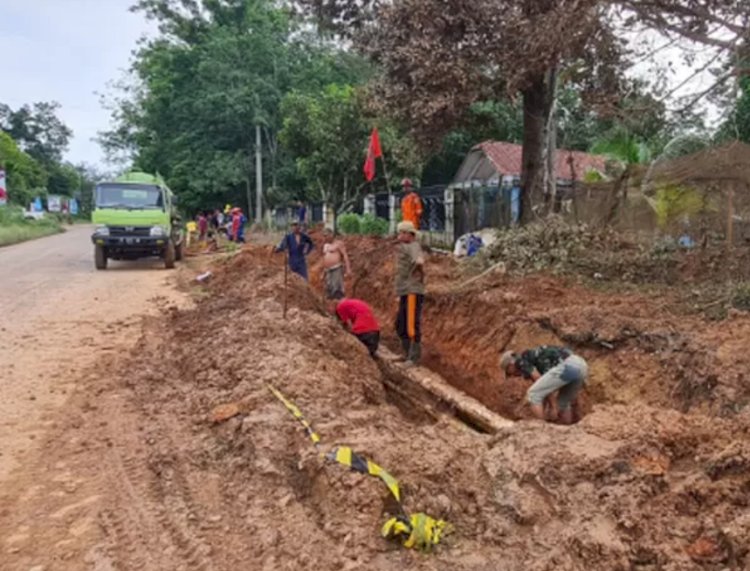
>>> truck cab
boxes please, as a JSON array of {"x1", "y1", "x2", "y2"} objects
[{"x1": 90, "y1": 172, "x2": 183, "y2": 269}]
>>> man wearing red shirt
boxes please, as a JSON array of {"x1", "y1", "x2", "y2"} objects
[{"x1": 332, "y1": 298, "x2": 380, "y2": 357}]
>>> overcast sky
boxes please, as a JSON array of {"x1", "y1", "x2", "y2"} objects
[
  {"x1": 0, "y1": 1, "x2": 725, "y2": 170},
  {"x1": 0, "y1": 0, "x2": 152, "y2": 167}
]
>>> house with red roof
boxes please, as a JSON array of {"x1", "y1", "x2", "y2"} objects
[{"x1": 452, "y1": 141, "x2": 607, "y2": 188}]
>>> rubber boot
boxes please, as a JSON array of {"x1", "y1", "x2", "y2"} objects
[
  {"x1": 405, "y1": 342, "x2": 421, "y2": 367},
  {"x1": 396, "y1": 338, "x2": 410, "y2": 361}
]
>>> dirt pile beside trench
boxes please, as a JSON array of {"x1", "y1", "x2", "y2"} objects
[
  {"x1": 305, "y1": 234, "x2": 750, "y2": 421},
  {"x1": 98, "y1": 244, "x2": 750, "y2": 570}
]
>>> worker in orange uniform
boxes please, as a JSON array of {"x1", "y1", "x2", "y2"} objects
[{"x1": 400, "y1": 178, "x2": 423, "y2": 230}]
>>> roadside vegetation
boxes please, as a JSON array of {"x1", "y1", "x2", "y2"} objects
[{"x1": 0, "y1": 205, "x2": 63, "y2": 247}]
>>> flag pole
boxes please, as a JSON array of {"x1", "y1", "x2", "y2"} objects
[{"x1": 380, "y1": 154, "x2": 392, "y2": 198}]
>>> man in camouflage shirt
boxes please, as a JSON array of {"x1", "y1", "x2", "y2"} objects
[{"x1": 500, "y1": 345, "x2": 588, "y2": 424}]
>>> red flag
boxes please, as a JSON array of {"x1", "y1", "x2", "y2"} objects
[
  {"x1": 363, "y1": 128, "x2": 382, "y2": 182},
  {"x1": 369, "y1": 128, "x2": 383, "y2": 159}
]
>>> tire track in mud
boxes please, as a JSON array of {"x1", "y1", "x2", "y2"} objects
[{"x1": 99, "y1": 395, "x2": 216, "y2": 571}]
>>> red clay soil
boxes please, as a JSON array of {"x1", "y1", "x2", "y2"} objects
[
  {"x1": 123, "y1": 247, "x2": 750, "y2": 571},
  {"x1": 85, "y1": 244, "x2": 750, "y2": 570},
  {"x1": 304, "y1": 232, "x2": 750, "y2": 422}
]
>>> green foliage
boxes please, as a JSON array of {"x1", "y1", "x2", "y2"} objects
[
  {"x1": 0, "y1": 132, "x2": 46, "y2": 206},
  {"x1": 280, "y1": 84, "x2": 371, "y2": 210},
  {"x1": 591, "y1": 128, "x2": 652, "y2": 166},
  {"x1": 583, "y1": 169, "x2": 606, "y2": 183},
  {"x1": 100, "y1": 0, "x2": 375, "y2": 213},
  {"x1": 0, "y1": 101, "x2": 72, "y2": 164},
  {"x1": 336, "y1": 213, "x2": 388, "y2": 236},
  {"x1": 718, "y1": 76, "x2": 750, "y2": 144},
  {"x1": 47, "y1": 162, "x2": 81, "y2": 196},
  {"x1": 736, "y1": 76, "x2": 750, "y2": 143},
  {"x1": 422, "y1": 100, "x2": 523, "y2": 186},
  {"x1": 337, "y1": 212, "x2": 361, "y2": 234},
  {"x1": 652, "y1": 184, "x2": 707, "y2": 231},
  {"x1": 0, "y1": 205, "x2": 63, "y2": 247},
  {"x1": 359, "y1": 213, "x2": 388, "y2": 236}
]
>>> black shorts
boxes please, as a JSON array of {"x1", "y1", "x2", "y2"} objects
[{"x1": 355, "y1": 331, "x2": 380, "y2": 357}]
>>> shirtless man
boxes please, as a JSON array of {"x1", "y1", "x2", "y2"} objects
[{"x1": 322, "y1": 229, "x2": 352, "y2": 300}]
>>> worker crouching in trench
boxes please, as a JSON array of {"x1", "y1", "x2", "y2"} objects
[{"x1": 500, "y1": 346, "x2": 588, "y2": 424}]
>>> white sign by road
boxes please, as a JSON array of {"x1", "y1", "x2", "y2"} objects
[{"x1": 48, "y1": 195, "x2": 62, "y2": 213}]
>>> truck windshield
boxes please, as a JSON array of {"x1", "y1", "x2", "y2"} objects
[{"x1": 96, "y1": 184, "x2": 165, "y2": 211}]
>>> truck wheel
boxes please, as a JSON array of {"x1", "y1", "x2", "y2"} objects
[
  {"x1": 95, "y1": 245, "x2": 107, "y2": 270},
  {"x1": 164, "y1": 240, "x2": 176, "y2": 269},
  {"x1": 175, "y1": 241, "x2": 183, "y2": 262}
]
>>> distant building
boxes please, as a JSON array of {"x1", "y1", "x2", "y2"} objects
[
  {"x1": 449, "y1": 141, "x2": 607, "y2": 231},
  {"x1": 452, "y1": 140, "x2": 607, "y2": 188}
]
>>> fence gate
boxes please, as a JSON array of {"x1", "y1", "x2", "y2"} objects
[
  {"x1": 420, "y1": 185, "x2": 447, "y2": 232},
  {"x1": 454, "y1": 186, "x2": 519, "y2": 237},
  {"x1": 375, "y1": 193, "x2": 390, "y2": 220}
]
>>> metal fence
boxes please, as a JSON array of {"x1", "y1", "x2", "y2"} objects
[
  {"x1": 563, "y1": 142, "x2": 750, "y2": 247},
  {"x1": 374, "y1": 193, "x2": 390, "y2": 220},
  {"x1": 454, "y1": 185, "x2": 522, "y2": 237},
  {"x1": 420, "y1": 185, "x2": 447, "y2": 232},
  {"x1": 273, "y1": 206, "x2": 291, "y2": 228},
  {"x1": 310, "y1": 202, "x2": 324, "y2": 224}
]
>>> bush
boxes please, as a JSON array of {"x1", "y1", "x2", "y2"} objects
[
  {"x1": 359, "y1": 213, "x2": 389, "y2": 236},
  {"x1": 337, "y1": 213, "x2": 361, "y2": 235},
  {"x1": 336, "y1": 213, "x2": 389, "y2": 236},
  {"x1": 0, "y1": 205, "x2": 63, "y2": 246}
]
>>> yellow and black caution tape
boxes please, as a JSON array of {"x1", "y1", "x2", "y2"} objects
[
  {"x1": 382, "y1": 513, "x2": 452, "y2": 552},
  {"x1": 266, "y1": 383, "x2": 322, "y2": 450},
  {"x1": 265, "y1": 383, "x2": 452, "y2": 551},
  {"x1": 327, "y1": 446, "x2": 402, "y2": 503}
]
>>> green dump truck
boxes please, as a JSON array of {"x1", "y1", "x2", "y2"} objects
[{"x1": 91, "y1": 172, "x2": 183, "y2": 270}]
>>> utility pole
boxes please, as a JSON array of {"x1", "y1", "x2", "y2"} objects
[{"x1": 255, "y1": 124, "x2": 263, "y2": 225}]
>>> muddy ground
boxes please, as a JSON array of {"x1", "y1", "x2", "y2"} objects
[{"x1": 2, "y1": 232, "x2": 749, "y2": 570}]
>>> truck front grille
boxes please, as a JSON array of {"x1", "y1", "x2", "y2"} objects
[{"x1": 109, "y1": 226, "x2": 151, "y2": 237}]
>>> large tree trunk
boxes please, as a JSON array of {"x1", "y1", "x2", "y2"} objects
[
  {"x1": 546, "y1": 66, "x2": 558, "y2": 213},
  {"x1": 520, "y1": 69, "x2": 557, "y2": 223}
]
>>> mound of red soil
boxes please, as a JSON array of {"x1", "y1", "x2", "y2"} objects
[{"x1": 104, "y1": 243, "x2": 750, "y2": 569}]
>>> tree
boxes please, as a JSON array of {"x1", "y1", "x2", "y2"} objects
[
  {"x1": 280, "y1": 84, "x2": 371, "y2": 222},
  {"x1": 719, "y1": 76, "x2": 750, "y2": 143},
  {"x1": 47, "y1": 162, "x2": 82, "y2": 197},
  {"x1": 0, "y1": 132, "x2": 46, "y2": 206},
  {"x1": 422, "y1": 100, "x2": 524, "y2": 186},
  {"x1": 301, "y1": 0, "x2": 625, "y2": 220},
  {"x1": 100, "y1": 0, "x2": 374, "y2": 213},
  {"x1": 0, "y1": 101, "x2": 72, "y2": 164},
  {"x1": 299, "y1": 0, "x2": 748, "y2": 222}
]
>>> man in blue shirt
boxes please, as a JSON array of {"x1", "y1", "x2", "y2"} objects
[{"x1": 275, "y1": 221, "x2": 314, "y2": 280}]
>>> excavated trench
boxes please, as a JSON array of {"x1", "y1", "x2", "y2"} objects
[
  {"x1": 159, "y1": 244, "x2": 750, "y2": 570},
  {"x1": 308, "y1": 233, "x2": 750, "y2": 422}
]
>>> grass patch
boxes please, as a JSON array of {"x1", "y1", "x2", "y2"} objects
[{"x1": 0, "y1": 206, "x2": 64, "y2": 247}]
